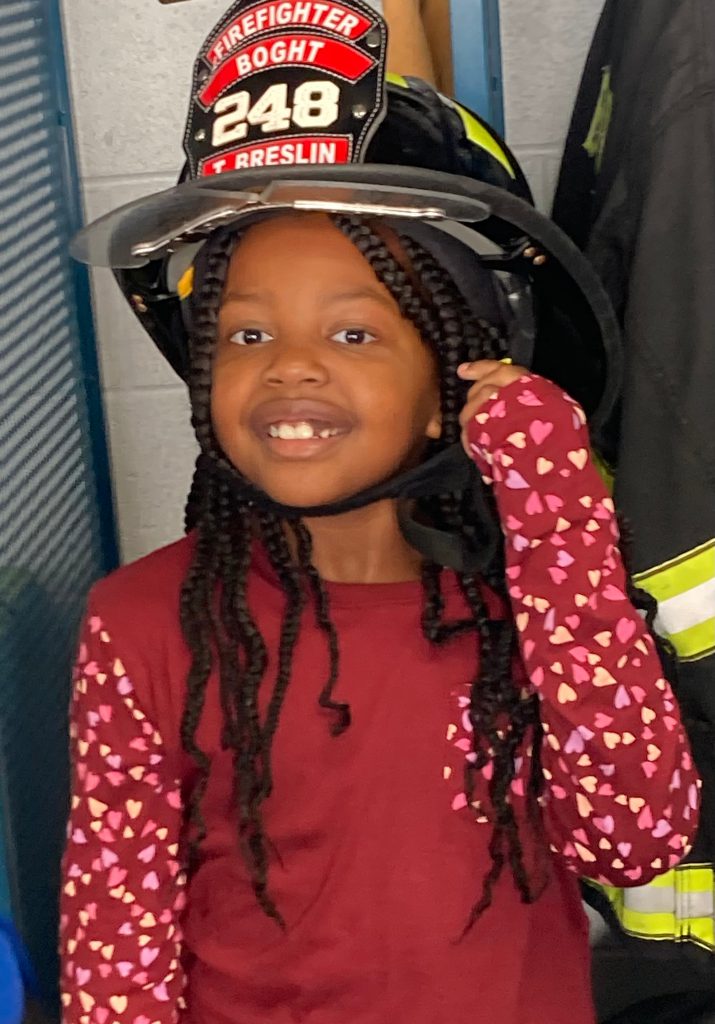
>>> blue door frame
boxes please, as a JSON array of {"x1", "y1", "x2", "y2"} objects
[
  {"x1": 0, "y1": 0, "x2": 118, "y2": 1013},
  {"x1": 450, "y1": 0, "x2": 505, "y2": 134}
]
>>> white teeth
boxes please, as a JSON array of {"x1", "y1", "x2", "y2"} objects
[
  {"x1": 279, "y1": 423, "x2": 302, "y2": 440},
  {"x1": 268, "y1": 420, "x2": 340, "y2": 440}
]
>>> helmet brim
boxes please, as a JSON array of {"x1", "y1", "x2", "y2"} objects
[
  {"x1": 74, "y1": 164, "x2": 622, "y2": 452},
  {"x1": 71, "y1": 168, "x2": 493, "y2": 270}
]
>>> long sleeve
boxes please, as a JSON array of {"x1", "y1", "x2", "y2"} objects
[
  {"x1": 60, "y1": 606, "x2": 187, "y2": 1024},
  {"x1": 466, "y1": 374, "x2": 701, "y2": 886}
]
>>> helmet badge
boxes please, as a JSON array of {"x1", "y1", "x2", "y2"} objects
[{"x1": 183, "y1": 0, "x2": 388, "y2": 178}]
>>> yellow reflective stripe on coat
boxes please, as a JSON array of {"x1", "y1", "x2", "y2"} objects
[
  {"x1": 635, "y1": 540, "x2": 715, "y2": 661},
  {"x1": 595, "y1": 865, "x2": 715, "y2": 951}
]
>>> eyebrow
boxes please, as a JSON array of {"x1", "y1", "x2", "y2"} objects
[
  {"x1": 221, "y1": 286, "x2": 396, "y2": 311},
  {"x1": 222, "y1": 290, "x2": 268, "y2": 304},
  {"x1": 325, "y1": 287, "x2": 396, "y2": 311}
]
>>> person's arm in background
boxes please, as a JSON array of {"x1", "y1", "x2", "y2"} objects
[
  {"x1": 421, "y1": 0, "x2": 453, "y2": 94},
  {"x1": 383, "y1": 0, "x2": 453, "y2": 93}
]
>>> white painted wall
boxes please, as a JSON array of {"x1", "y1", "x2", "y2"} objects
[
  {"x1": 61, "y1": 0, "x2": 603, "y2": 564},
  {"x1": 500, "y1": 1, "x2": 603, "y2": 210}
]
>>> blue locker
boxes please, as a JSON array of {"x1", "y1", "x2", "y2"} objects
[{"x1": 0, "y1": 0, "x2": 118, "y2": 1013}]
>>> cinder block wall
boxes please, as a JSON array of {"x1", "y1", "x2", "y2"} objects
[
  {"x1": 500, "y1": 0, "x2": 602, "y2": 210},
  {"x1": 62, "y1": 0, "x2": 602, "y2": 563}
]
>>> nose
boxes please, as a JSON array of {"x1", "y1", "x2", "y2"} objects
[{"x1": 262, "y1": 338, "x2": 329, "y2": 388}]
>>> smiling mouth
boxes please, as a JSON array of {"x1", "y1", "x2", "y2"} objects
[
  {"x1": 267, "y1": 420, "x2": 345, "y2": 440},
  {"x1": 250, "y1": 399, "x2": 355, "y2": 453}
]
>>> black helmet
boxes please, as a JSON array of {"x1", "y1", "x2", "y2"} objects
[
  {"x1": 105, "y1": 76, "x2": 537, "y2": 377},
  {"x1": 369, "y1": 75, "x2": 533, "y2": 202},
  {"x1": 72, "y1": 0, "x2": 620, "y2": 456}
]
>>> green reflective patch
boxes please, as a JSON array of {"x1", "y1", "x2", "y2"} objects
[{"x1": 583, "y1": 67, "x2": 613, "y2": 173}]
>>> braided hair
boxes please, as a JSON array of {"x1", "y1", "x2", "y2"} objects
[{"x1": 179, "y1": 215, "x2": 549, "y2": 930}]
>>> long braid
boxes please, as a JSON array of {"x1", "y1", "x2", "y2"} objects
[
  {"x1": 294, "y1": 522, "x2": 348, "y2": 735},
  {"x1": 180, "y1": 227, "x2": 234, "y2": 864},
  {"x1": 179, "y1": 476, "x2": 220, "y2": 865},
  {"x1": 256, "y1": 514, "x2": 305, "y2": 789},
  {"x1": 184, "y1": 458, "x2": 206, "y2": 533},
  {"x1": 180, "y1": 227, "x2": 280, "y2": 919}
]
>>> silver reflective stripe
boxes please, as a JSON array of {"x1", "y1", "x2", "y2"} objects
[
  {"x1": 623, "y1": 887, "x2": 683, "y2": 914},
  {"x1": 591, "y1": 866, "x2": 715, "y2": 951},
  {"x1": 680, "y1": 887, "x2": 715, "y2": 921},
  {"x1": 655, "y1": 576, "x2": 715, "y2": 636},
  {"x1": 623, "y1": 886, "x2": 714, "y2": 919}
]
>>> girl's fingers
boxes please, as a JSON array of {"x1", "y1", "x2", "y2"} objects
[
  {"x1": 457, "y1": 360, "x2": 529, "y2": 457},
  {"x1": 457, "y1": 364, "x2": 525, "y2": 394},
  {"x1": 458, "y1": 374, "x2": 525, "y2": 423},
  {"x1": 458, "y1": 389, "x2": 499, "y2": 429},
  {"x1": 456, "y1": 359, "x2": 504, "y2": 381}
]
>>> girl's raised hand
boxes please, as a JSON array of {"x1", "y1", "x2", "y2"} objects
[{"x1": 457, "y1": 359, "x2": 528, "y2": 457}]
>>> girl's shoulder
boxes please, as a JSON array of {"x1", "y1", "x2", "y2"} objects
[
  {"x1": 85, "y1": 531, "x2": 197, "y2": 649},
  {"x1": 77, "y1": 533, "x2": 199, "y2": 747}
]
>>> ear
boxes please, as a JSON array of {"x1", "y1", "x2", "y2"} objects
[{"x1": 425, "y1": 409, "x2": 442, "y2": 440}]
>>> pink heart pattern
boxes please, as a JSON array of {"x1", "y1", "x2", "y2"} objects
[
  {"x1": 60, "y1": 616, "x2": 187, "y2": 1022},
  {"x1": 456, "y1": 375, "x2": 700, "y2": 887}
]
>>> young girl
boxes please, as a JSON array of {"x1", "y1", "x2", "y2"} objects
[{"x1": 60, "y1": 2, "x2": 700, "y2": 1022}]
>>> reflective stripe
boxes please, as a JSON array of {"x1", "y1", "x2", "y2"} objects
[
  {"x1": 624, "y1": 885, "x2": 685, "y2": 914},
  {"x1": 583, "y1": 67, "x2": 613, "y2": 173},
  {"x1": 590, "y1": 539, "x2": 715, "y2": 949},
  {"x1": 656, "y1": 577, "x2": 715, "y2": 635},
  {"x1": 452, "y1": 102, "x2": 515, "y2": 178},
  {"x1": 624, "y1": 881, "x2": 713, "y2": 918},
  {"x1": 593, "y1": 865, "x2": 715, "y2": 951},
  {"x1": 636, "y1": 539, "x2": 715, "y2": 661},
  {"x1": 387, "y1": 75, "x2": 515, "y2": 178},
  {"x1": 440, "y1": 96, "x2": 516, "y2": 179},
  {"x1": 638, "y1": 540, "x2": 715, "y2": 601},
  {"x1": 657, "y1": 616, "x2": 715, "y2": 661}
]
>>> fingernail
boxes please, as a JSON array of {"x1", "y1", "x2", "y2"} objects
[{"x1": 499, "y1": 357, "x2": 513, "y2": 365}]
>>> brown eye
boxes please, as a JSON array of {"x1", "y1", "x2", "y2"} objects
[
  {"x1": 332, "y1": 328, "x2": 377, "y2": 345},
  {"x1": 229, "y1": 328, "x2": 274, "y2": 346}
]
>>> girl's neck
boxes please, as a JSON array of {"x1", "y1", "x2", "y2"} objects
[{"x1": 298, "y1": 499, "x2": 422, "y2": 584}]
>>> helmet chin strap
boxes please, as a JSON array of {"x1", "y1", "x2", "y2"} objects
[{"x1": 204, "y1": 443, "x2": 502, "y2": 574}]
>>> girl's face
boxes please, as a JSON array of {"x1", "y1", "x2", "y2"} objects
[{"x1": 211, "y1": 214, "x2": 442, "y2": 509}]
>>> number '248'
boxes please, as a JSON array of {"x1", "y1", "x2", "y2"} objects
[{"x1": 212, "y1": 81, "x2": 341, "y2": 146}]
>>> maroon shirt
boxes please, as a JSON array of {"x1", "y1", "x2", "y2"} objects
[{"x1": 60, "y1": 376, "x2": 700, "y2": 1024}]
